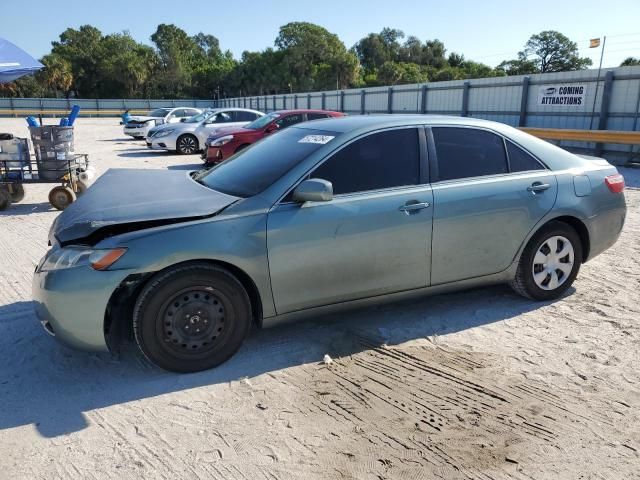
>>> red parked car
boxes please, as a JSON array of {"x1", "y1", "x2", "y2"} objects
[{"x1": 202, "y1": 109, "x2": 345, "y2": 165}]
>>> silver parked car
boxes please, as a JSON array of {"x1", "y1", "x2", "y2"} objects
[
  {"x1": 146, "y1": 108, "x2": 264, "y2": 154},
  {"x1": 33, "y1": 116, "x2": 626, "y2": 372},
  {"x1": 123, "y1": 107, "x2": 202, "y2": 139}
]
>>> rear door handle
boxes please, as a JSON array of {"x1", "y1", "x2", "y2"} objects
[
  {"x1": 399, "y1": 201, "x2": 431, "y2": 214},
  {"x1": 527, "y1": 182, "x2": 550, "y2": 193}
]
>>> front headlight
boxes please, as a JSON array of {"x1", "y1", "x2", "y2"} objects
[
  {"x1": 40, "y1": 247, "x2": 127, "y2": 272},
  {"x1": 211, "y1": 135, "x2": 233, "y2": 147},
  {"x1": 154, "y1": 129, "x2": 175, "y2": 138}
]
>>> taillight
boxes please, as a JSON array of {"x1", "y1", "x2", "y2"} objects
[{"x1": 605, "y1": 174, "x2": 625, "y2": 193}]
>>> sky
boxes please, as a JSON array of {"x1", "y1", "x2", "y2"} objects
[{"x1": 3, "y1": 0, "x2": 640, "y2": 68}]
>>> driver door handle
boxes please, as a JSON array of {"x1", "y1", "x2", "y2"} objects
[{"x1": 399, "y1": 201, "x2": 431, "y2": 214}]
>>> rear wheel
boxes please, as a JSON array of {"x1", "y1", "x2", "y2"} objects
[
  {"x1": 48, "y1": 186, "x2": 76, "y2": 210},
  {"x1": 133, "y1": 263, "x2": 252, "y2": 373},
  {"x1": 176, "y1": 134, "x2": 199, "y2": 155},
  {"x1": 510, "y1": 221, "x2": 582, "y2": 300}
]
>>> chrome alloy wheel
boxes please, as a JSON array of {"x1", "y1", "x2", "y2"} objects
[
  {"x1": 532, "y1": 235, "x2": 575, "y2": 291},
  {"x1": 178, "y1": 136, "x2": 197, "y2": 154}
]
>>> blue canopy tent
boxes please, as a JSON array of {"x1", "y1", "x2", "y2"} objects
[{"x1": 0, "y1": 37, "x2": 43, "y2": 83}]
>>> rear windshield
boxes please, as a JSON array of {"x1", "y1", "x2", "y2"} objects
[
  {"x1": 184, "y1": 111, "x2": 213, "y2": 123},
  {"x1": 245, "y1": 112, "x2": 280, "y2": 130},
  {"x1": 149, "y1": 108, "x2": 171, "y2": 117},
  {"x1": 195, "y1": 128, "x2": 339, "y2": 197}
]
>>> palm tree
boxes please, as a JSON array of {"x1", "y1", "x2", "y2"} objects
[{"x1": 38, "y1": 54, "x2": 73, "y2": 98}]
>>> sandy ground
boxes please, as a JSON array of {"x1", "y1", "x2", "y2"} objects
[{"x1": 0, "y1": 118, "x2": 639, "y2": 480}]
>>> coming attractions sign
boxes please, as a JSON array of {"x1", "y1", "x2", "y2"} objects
[{"x1": 537, "y1": 84, "x2": 587, "y2": 107}]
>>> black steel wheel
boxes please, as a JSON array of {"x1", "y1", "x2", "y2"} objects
[
  {"x1": 133, "y1": 263, "x2": 252, "y2": 373},
  {"x1": 176, "y1": 134, "x2": 199, "y2": 155},
  {"x1": 48, "y1": 186, "x2": 76, "y2": 211},
  {"x1": 0, "y1": 187, "x2": 12, "y2": 211}
]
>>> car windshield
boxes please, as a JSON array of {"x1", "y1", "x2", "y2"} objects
[
  {"x1": 149, "y1": 108, "x2": 171, "y2": 117},
  {"x1": 184, "y1": 111, "x2": 213, "y2": 123},
  {"x1": 244, "y1": 112, "x2": 280, "y2": 130},
  {"x1": 195, "y1": 127, "x2": 339, "y2": 198}
]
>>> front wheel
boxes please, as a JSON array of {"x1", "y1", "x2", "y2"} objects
[
  {"x1": 133, "y1": 263, "x2": 252, "y2": 373},
  {"x1": 176, "y1": 134, "x2": 199, "y2": 155},
  {"x1": 510, "y1": 221, "x2": 582, "y2": 300}
]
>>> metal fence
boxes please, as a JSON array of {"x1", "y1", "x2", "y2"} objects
[
  {"x1": 217, "y1": 66, "x2": 640, "y2": 165},
  {"x1": 0, "y1": 98, "x2": 217, "y2": 117}
]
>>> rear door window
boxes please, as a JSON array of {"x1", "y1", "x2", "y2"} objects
[
  {"x1": 275, "y1": 114, "x2": 304, "y2": 129},
  {"x1": 432, "y1": 127, "x2": 508, "y2": 181},
  {"x1": 307, "y1": 113, "x2": 329, "y2": 120},
  {"x1": 506, "y1": 140, "x2": 545, "y2": 172},
  {"x1": 233, "y1": 111, "x2": 259, "y2": 122},
  {"x1": 310, "y1": 128, "x2": 420, "y2": 195}
]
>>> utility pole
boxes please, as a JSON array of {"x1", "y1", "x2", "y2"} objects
[{"x1": 589, "y1": 36, "x2": 607, "y2": 130}]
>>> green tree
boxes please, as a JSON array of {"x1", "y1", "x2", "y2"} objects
[
  {"x1": 275, "y1": 22, "x2": 359, "y2": 91},
  {"x1": 377, "y1": 61, "x2": 428, "y2": 85},
  {"x1": 38, "y1": 54, "x2": 74, "y2": 97},
  {"x1": 50, "y1": 25, "x2": 104, "y2": 97},
  {"x1": 510, "y1": 30, "x2": 592, "y2": 73},
  {"x1": 621, "y1": 57, "x2": 640, "y2": 66},
  {"x1": 354, "y1": 28, "x2": 404, "y2": 72},
  {"x1": 496, "y1": 58, "x2": 538, "y2": 76}
]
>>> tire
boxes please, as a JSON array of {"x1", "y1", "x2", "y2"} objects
[
  {"x1": 176, "y1": 134, "x2": 199, "y2": 155},
  {"x1": 8, "y1": 183, "x2": 25, "y2": 203},
  {"x1": 133, "y1": 263, "x2": 252, "y2": 373},
  {"x1": 0, "y1": 187, "x2": 12, "y2": 211},
  {"x1": 48, "y1": 186, "x2": 76, "y2": 211},
  {"x1": 134, "y1": 136, "x2": 145, "y2": 140},
  {"x1": 510, "y1": 221, "x2": 582, "y2": 301}
]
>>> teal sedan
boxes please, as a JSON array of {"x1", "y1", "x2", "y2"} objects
[{"x1": 33, "y1": 116, "x2": 627, "y2": 372}]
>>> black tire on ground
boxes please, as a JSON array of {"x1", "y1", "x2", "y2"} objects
[
  {"x1": 8, "y1": 183, "x2": 25, "y2": 203},
  {"x1": 510, "y1": 221, "x2": 582, "y2": 301},
  {"x1": 176, "y1": 134, "x2": 199, "y2": 155},
  {"x1": 134, "y1": 136, "x2": 145, "y2": 140},
  {"x1": 48, "y1": 186, "x2": 76, "y2": 211},
  {"x1": 133, "y1": 263, "x2": 252, "y2": 373},
  {"x1": 0, "y1": 187, "x2": 12, "y2": 211}
]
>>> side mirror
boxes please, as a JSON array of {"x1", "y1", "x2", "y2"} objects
[
  {"x1": 265, "y1": 123, "x2": 280, "y2": 134},
  {"x1": 292, "y1": 179, "x2": 333, "y2": 203}
]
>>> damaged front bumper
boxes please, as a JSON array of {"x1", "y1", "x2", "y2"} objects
[{"x1": 32, "y1": 260, "x2": 134, "y2": 352}]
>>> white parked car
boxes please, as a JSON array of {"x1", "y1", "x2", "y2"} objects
[
  {"x1": 123, "y1": 107, "x2": 203, "y2": 139},
  {"x1": 146, "y1": 108, "x2": 264, "y2": 154}
]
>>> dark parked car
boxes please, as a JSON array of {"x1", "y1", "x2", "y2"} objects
[{"x1": 203, "y1": 109, "x2": 344, "y2": 165}]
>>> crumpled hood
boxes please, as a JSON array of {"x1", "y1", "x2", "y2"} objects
[
  {"x1": 51, "y1": 169, "x2": 239, "y2": 244},
  {"x1": 127, "y1": 115, "x2": 155, "y2": 122}
]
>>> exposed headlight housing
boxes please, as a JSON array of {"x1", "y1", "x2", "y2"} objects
[
  {"x1": 154, "y1": 129, "x2": 175, "y2": 138},
  {"x1": 211, "y1": 135, "x2": 233, "y2": 147},
  {"x1": 39, "y1": 247, "x2": 127, "y2": 272}
]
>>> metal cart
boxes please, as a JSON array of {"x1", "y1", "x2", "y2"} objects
[{"x1": 0, "y1": 148, "x2": 90, "y2": 211}]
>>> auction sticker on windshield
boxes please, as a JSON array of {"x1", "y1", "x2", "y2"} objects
[{"x1": 298, "y1": 135, "x2": 335, "y2": 144}]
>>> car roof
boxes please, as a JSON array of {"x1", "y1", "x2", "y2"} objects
[
  {"x1": 271, "y1": 109, "x2": 343, "y2": 115},
  {"x1": 292, "y1": 114, "x2": 510, "y2": 133}
]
